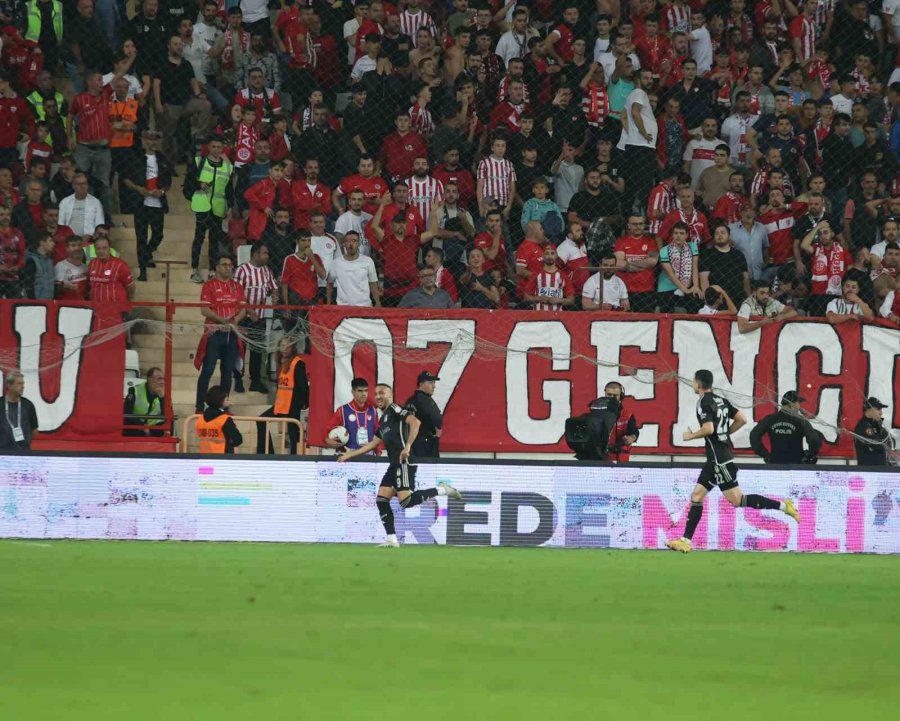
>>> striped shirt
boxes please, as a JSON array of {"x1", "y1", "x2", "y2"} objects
[
  {"x1": 408, "y1": 103, "x2": 435, "y2": 135},
  {"x1": 789, "y1": 15, "x2": 817, "y2": 62},
  {"x1": 477, "y1": 156, "x2": 517, "y2": 207},
  {"x1": 87, "y1": 256, "x2": 134, "y2": 303},
  {"x1": 664, "y1": 3, "x2": 691, "y2": 33},
  {"x1": 405, "y1": 175, "x2": 444, "y2": 225},
  {"x1": 581, "y1": 83, "x2": 609, "y2": 128},
  {"x1": 70, "y1": 87, "x2": 114, "y2": 144},
  {"x1": 751, "y1": 167, "x2": 795, "y2": 199},
  {"x1": 647, "y1": 182, "x2": 675, "y2": 235},
  {"x1": 234, "y1": 261, "x2": 277, "y2": 307},
  {"x1": 400, "y1": 9, "x2": 436, "y2": 47},
  {"x1": 525, "y1": 269, "x2": 572, "y2": 311},
  {"x1": 813, "y1": 0, "x2": 834, "y2": 31}
]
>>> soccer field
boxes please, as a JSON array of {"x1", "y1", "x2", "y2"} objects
[{"x1": 2, "y1": 541, "x2": 898, "y2": 721}]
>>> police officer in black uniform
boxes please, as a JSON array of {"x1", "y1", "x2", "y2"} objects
[
  {"x1": 407, "y1": 371, "x2": 443, "y2": 459},
  {"x1": 337, "y1": 383, "x2": 460, "y2": 547},
  {"x1": 854, "y1": 397, "x2": 893, "y2": 466},
  {"x1": 749, "y1": 391, "x2": 823, "y2": 464}
]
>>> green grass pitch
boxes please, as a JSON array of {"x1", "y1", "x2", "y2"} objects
[{"x1": 2, "y1": 541, "x2": 898, "y2": 721}]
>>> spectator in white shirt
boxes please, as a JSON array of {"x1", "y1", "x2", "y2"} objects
[
  {"x1": 58, "y1": 173, "x2": 105, "y2": 239},
  {"x1": 689, "y1": 11, "x2": 713, "y2": 74},
  {"x1": 737, "y1": 280, "x2": 797, "y2": 333},
  {"x1": 334, "y1": 190, "x2": 374, "y2": 256},
  {"x1": 826, "y1": 277, "x2": 874, "y2": 323},
  {"x1": 326, "y1": 232, "x2": 381, "y2": 307},
  {"x1": 496, "y1": 9, "x2": 537, "y2": 65},
  {"x1": 582, "y1": 254, "x2": 630, "y2": 310},
  {"x1": 351, "y1": 33, "x2": 383, "y2": 83},
  {"x1": 309, "y1": 212, "x2": 340, "y2": 291}
]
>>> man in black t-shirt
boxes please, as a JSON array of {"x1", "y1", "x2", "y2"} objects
[
  {"x1": 699, "y1": 225, "x2": 750, "y2": 313},
  {"x1": 567, "y1": 167, "x2": 621, "y2": 232},
  {"x1": 667, "y1": 370, "x2": 800, "y2": 553},
  {"x1": 338, "y1": 383, "x2": 461, "y2": 547}
]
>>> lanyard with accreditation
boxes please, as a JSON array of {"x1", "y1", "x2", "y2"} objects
[{"x1": 5, "y1": 401, "x2": 25, "y2": 444}]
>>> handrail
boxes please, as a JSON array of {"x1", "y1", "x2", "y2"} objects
[
  {"x1": 153, "y1": 259, "x2": 189, "y2": 302},
  {"x1": 180, "y1": 414, "x2": 306, "y2": 455}
]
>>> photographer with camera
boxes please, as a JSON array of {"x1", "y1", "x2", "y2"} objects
[
  {"x1": 564, "y1": 382, "x2": 640, "y2": 462},
  {"x1": 749, "y1": 391, "x2": 823, "y2": 464}
]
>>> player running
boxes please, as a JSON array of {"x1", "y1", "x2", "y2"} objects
[
  {"x1": 667, "y1": 369, "x2": 800, "y2": 553},
  {"x1": 338, "y1": 383, "x2": 461, "y2": 547}
]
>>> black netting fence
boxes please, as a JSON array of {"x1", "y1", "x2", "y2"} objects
[{"x1": 0, "y1": 0, "x2": 897, "y2": 323}]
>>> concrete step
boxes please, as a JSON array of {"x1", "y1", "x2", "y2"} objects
[
  {"x1": 111, "y1": 227, "x2": 198, "y2": 246},
  {"x1": 114, "y1": 214, "x2": 197, "y2": 231},
  {"x1": 133, "y1": 280, "x2": 204, "y2": 299},
  {"x1": 172, "y1": 388, "x2": 270, "y2": 406}
]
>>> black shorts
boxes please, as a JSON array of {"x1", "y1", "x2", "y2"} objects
[
  {"x1": 697, "y1": 461, "x2": 739, "y2": 492},
  {"x1": 379, "y1": 462, "x2": 416, "y2": 491}
]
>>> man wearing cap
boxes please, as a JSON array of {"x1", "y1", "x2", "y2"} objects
[
  {"x1": 749, "y1": 391, "x2": 823, "y2": 464},
  {"x1": 854, "y1": 398, "x2": 893, "y2": 466},
  {"x1": 406, "y1": 371, "x2": 443, "y2": 459}
]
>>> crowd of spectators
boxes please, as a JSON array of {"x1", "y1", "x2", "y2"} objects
[{"x1": 0, "y1": 0, "x2": 898, "y2": 328}]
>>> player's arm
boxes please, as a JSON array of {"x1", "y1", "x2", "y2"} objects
[
  {"x1": 728, "y1": 410, "x2": 747, "y2": 435},
  {"x1": 400, "y1": 415, "x2": 421, "y2": 462},
  {"x1": 338, "y1": 436, "x2": 384, "y2": 461},
  {"x1": 683, "y1": 421, "x2": 715, "y2": 441}
]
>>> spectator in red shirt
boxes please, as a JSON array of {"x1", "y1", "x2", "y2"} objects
[
  {"x1": 370, "y1": 194, "x2": 424, "y2": 305},
  {"x1": 488, "y1": 79, "x2": 529, "y2": 134},
  {"x1": 291, "y1": 158, "x2": 332, "y2": 231},
  {"x1": 473, "y1": 208, "x2": 508, "y2": 276},
  {"x1": 433, "y1": 146, "x2": 476, "y2": 211},
  {"x1": 424, "y1": 247, "x2": 458, "y2": 303},
  {"x1": 244, "y1": 161, "x2": 292, "y2": 241},
  {"x1": 0, "y1": 205, "x2": 26, "y2": 298},
  {"x1": 656, "y1": 186, "x2": 711, "y2": 248},
  {"x1": 712, "y1": 172, "x2": 748, "y2": 227},
  {"x1": 378, "y1": 183, "x2": 426, "y2": 238},
  {"x1": 758, "y1": 188, "x2": 796, "y2": 269},
  {"x1": 196, "y1": 255, "x2": 248, "y2": 412},
  {"x1": 379, "y1": 111, "x2": 428, "y2": 182},
  {"x1": 515, "y1": 219, "x2": 549, "y2": 301},
  {"x1": 542, "y1": 4, "x2": 579, "y2": 65},
  {"x1": 281, "y1": 228, "x2": 326, "y2": 307},
  {"x1": 615, "y1": 215, "x2": 661, "y2": 312},
  {"x1": 54, "y1": 235, "x2": 89, "y2": 301},
  {"x1": 68, "y1": 70, "x2": 118, "y2": 213},
  {"x1": 523, "y1": 244, "x2": 575, "y2": 311},
  {"x1": 45, "y1": 204, "x2": 75, "y2": 263},
  {"x1": 0, "y1": 71, "x2": 34, "y2": 169},
  {"x1": 11, "y1": 178, "x2": 45, "y2": 246},
  {"x1": 333, "y1": 154, "x2": 389, "y2": 216},
  {"x1": 88, "y1": 237, "x2": 135, "y2": 304}
]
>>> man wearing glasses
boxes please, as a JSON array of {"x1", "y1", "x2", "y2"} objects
[{"x1": 398, "y1": 266, "x2": 454, "y2": 308}]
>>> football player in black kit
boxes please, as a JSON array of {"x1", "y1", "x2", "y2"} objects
[
  {"x1": 667, "y1": 370, "x2": 801, "y2": 553},
  {"x1": 337, "y1": 383, "x2": 461, "y2": 548}
]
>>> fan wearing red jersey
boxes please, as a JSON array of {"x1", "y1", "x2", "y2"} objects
[
  {"x1": 542, "y1": 4, "x2": 579, "y2": 65},
  {"x1": 291, "y1": 159, "x2": 331, "y2": 230},
  {"x1": 758, "y1": 188, "x2": 796, "y2": 269},
  {"x1": 523, "y1": 244, "x2": 575, "y2": 311},
  {"x1": 332, "y1": 155, "x2": 389, "y2": 216},
  {"x1": 87, "y1": 236, "x2": 135, "y2": 304},
  {"x1": 369, "y1": 192, "x2": 424, "y2": 305},
  {"x1": 615, "y1": 216, "x2": 660, "y2": 313},
  {"x1": 656, "y1": 186, "x2": 711, "y2": 248}
]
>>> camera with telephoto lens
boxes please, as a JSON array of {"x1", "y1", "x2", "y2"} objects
[{"x1": 565, "y1": 396, "x2": 621, "y2": 461}]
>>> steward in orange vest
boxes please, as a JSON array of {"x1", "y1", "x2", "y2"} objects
[
  {"x1": 196, "y1": 385, "x2": 243, "y2": 454},
  {"x1": 256, "y1": 341, "x2": 309, "y2": 454}
]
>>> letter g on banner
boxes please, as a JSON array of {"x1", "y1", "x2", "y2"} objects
[{"x1": 506, "y1": 321, "x2": 572, "y2": 444}]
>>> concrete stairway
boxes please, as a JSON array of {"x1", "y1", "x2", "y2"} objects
[{"x1": 110, "y1": 179, "x2": 277, "y2": 451}]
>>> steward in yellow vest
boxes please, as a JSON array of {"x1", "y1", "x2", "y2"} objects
[{"x1": 184, "y1": 136, "x2": 234, "y2": 282}]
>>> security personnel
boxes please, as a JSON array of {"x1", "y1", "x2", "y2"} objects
[
  {"x1": 185, "y1": 135, "x2": 234, "y2": 283},
  {"x1": 196, "y1": 385, "x2": 242, "y2": 454},
  {"x1": 24, "y1": 1, "x2": 64, "y2": 73},
  {"x1": 256, "y1": 339, "x2": 308, "y2": 454},
  {"x1": 124, "y1": 366, "x2": 166, "y2": 436},
  {"x1": 324, "y1": 377, "x2": 379, "y2": 454},
  {"x1": 27, "y1": 71, "x2": 66, "y2": 121},
  {"x1": 407, "y1": 371, "x2": 443, "y2": 458},
  {"x1": 750, "y1": 391, "x2": 823, "y2": 464},
  {"x1": 854, "y1": 397, "x2": 893, "y2": 466},
  {"x1": 601, "y1": 381, "x2": 640, "y2": 462}
]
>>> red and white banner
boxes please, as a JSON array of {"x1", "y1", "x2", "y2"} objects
[
  {"x1": 0, "y1": 301, "x2": 127, "y2": 440},
  {"x1": 309, "y1": 307, "x2": 900, "y2": 458}
]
